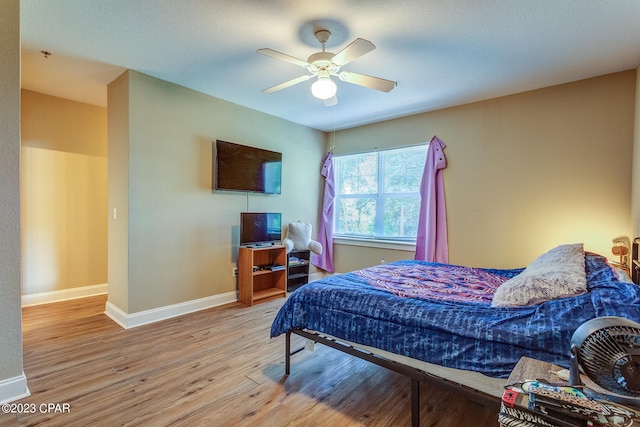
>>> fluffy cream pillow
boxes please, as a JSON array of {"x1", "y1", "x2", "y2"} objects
[{"x1": 491, "y1": 243, "x2": 587, "y2": 307}]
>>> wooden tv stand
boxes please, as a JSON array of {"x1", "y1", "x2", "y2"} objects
[{"x1": 238, "y1": 245, "x2": 287, "y2": 306}]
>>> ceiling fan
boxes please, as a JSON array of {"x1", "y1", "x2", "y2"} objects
[{"x1": 257, "y1": 29, "x2": 397, "y2": 106}]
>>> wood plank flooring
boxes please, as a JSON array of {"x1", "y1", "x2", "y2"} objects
[{"x1": 1, "y1": 295, "x2": 500, "y2": 426}]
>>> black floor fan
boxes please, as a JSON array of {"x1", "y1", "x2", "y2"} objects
[{"x1": 570, "y1": 316, "x2": 640, "y2": 407}]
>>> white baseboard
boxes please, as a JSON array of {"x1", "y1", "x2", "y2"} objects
[
  {"x1": 22, "y1": 283, "x2": 108, "y2": 307},
  {"x1": 0, "y1": 372, "x2": 30, "y2": 404},
  {"x1": 104, "y1": 291, "x2": 238, "y2": 329}
]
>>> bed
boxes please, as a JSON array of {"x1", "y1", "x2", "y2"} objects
[{"x1": 270, "y1": 243, "x2": 640, "y2": 426}]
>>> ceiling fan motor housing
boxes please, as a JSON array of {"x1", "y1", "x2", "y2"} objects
[
  {"x1": 571, "y1": 316, "x2": 640, "y2": 397},
  {"x1": 306, "y1": 52, "x2": 339, "y2": 75}
]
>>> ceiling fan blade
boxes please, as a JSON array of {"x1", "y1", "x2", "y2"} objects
[
  {"x1": 261, "y1": 75, "x2": 312, "y2": 94},
  {"x1": 324, "y1": 95, "x2": 338, "y2": 107},
  {"x1": 331, "y1": 38, "x2": 375, "y2": 66},
  {"x1": 257, "y1": 48, "x2": 309, "y2": 68},
  {"x1": 338, "y1": 71, "x2": 397, "y2": 92}
]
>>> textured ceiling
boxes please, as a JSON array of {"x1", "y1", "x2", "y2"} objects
[{"x1": 20, "y1": 0, "x2": 640, "y2": 131}]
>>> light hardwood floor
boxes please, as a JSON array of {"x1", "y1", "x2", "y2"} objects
[{"x1": 2, "y1": 295, "x2": 500, "y2": 426}]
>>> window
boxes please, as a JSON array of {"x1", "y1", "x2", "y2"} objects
[{"x1": 333, "y1": 145, "x2": 428, "y2": 241}]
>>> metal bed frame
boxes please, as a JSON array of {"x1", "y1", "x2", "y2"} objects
[{"x1": 285, "y1": 328, "x2": 500, "y2": 427}]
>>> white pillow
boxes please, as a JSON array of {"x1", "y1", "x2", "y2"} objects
[{"x1": 491, "y1": 243, "x2": 587, "y2": 307}]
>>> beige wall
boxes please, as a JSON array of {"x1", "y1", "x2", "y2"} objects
[
  {"x1": 108, "y1": 70, "x2": 325, "y2": 314},
  {"x1": 20, "y1": 90, "x2": 108, "y2": 296},
  {"x1": 334, "y1": 71, "x2": 635, "y2": 271},
  {"x1": 633, "y1": 65, "x2": 640, "y2": 238},
  {"x1": 0, "y1": 0, "x2": 25, "y2": 399},
  {"x1": 107, "y1": 72, "x2": 131, "y2": 312}
]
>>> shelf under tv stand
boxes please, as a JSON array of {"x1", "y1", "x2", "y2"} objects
[
  {"x1": 252, "y1": 287, "x2": 284, "y2": 301},
  {"x1": 238, "y1": 245, "x2": 287, "y2": 306}
]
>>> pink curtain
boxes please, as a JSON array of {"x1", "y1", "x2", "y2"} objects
[
  {"x1": 415, "y1": 136, "x2": 448, "y2": 263},
  {"x1": 311, "y1": 151, "x2": 335, "y2": 272}
]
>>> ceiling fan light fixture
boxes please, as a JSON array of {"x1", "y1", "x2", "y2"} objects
[{"x1": 311, "y1": 76, "x2": 337, "y2": 100}]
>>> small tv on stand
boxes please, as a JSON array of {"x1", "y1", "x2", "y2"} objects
[{"x1": 240, "y1": 212, "x2": 282, "y2": 247}]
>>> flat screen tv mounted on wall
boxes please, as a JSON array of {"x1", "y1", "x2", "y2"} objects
[
  {"x1": 240, "y1": 212, "x2": 282, "y2": 247},
  {"x1": 214, "y1": 140, "x2": 282, "y2": 194}
]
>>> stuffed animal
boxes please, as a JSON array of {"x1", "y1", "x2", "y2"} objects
[{"x1": 282, "y1": 221, "x2": 322, "y2": 255}]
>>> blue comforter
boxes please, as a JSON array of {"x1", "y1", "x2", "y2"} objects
[{"x1": 270, "y1": 253, "x2": 640, "y2": 378}]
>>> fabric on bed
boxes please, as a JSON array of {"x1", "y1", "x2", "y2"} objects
[
  {"x1": 353, "y1": 263, "x2": 508, "y2": 304},
  {"x1": 491, "y1": 243, "x2": 588, "y2": 307},
  {"x1": 270, "y1": 253, "x2": 640, "y2": 378}
]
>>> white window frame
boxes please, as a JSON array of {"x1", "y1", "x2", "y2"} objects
[{"x1": 332, "y1": 144, "x2": 428, "y2": 245}]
